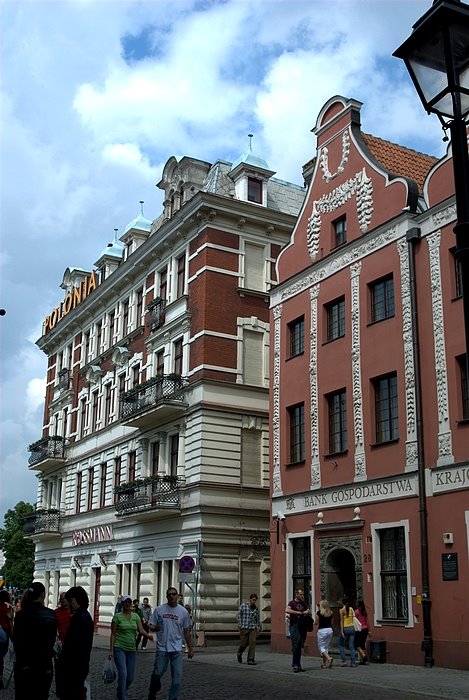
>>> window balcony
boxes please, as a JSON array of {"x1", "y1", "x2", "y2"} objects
[
  {"x1": 120, "y1": 374, "x2": 188, "y2": 429},
  {"x1": 23, "y1": 509, "x2": 61, "y2": 539},
  {"x1": 146, "y1": 297, "x2": 166, "y2": 331},
  {"x1": 28, "y1": 436, "x2": 67, "y2": 472},
  {"x1": 114, "y1": 475, "x2": 183, "y2": 518}
]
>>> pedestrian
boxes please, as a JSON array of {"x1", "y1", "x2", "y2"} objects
[
  {"x1": 138, "y1": 597, "x2": 152, "y2": 651},
  {"x1": 285, "y1": 588, "x2": 311, "y2": 673},
  {"x1": 354, "y1": 599, "x2": 369, "y2": 664},
  {"x1": 12, "y1": 581, "x2": 57, "y2": 700},
  {"x1": 338, "y1": 597, "x2": 357, "y2": 667},
  {"x1": 315, "y1": 599, "x2": 334, "y2": 668},
  {"x1": 56, "y1": 586, "x2": 94, "y2": 700},
  {"x1": 147, "y1": 586, "x2": 194, "y2": 700},
  {"x1": 236, "y1": 593, "x2": 261, "y2": 665},
  {"x1": 110, "y1": 594, "x2": 153, "y2": 700},
  {"x1": 115, "y1": 595, "x2": 123, "y2": 613},
  {"x1": 0, "y1": 590, "x2": 14, "y2": 690},
  {"x1": 55, "y1": 592, "x2": 71, "y2": 644}
]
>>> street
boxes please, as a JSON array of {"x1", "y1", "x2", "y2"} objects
[{"x1": 3, "y1": 643, "x2": 467, "y2": 700}]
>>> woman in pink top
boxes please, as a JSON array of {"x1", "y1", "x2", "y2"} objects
[{"x1": 354, "y1": 599, "x2": 369, "y2": 664}]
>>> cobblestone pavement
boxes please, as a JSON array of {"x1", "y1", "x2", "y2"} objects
[{"x1": 2, "y1": 640, "x2": 467, "y2": 700}]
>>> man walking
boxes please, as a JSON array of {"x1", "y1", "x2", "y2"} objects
[
  {"x1": 138, "y1": 597, "x2": 152, "y2": 650},
  {"x1": 285, "y1": 588, "x2": 310, "y2": 672},
  {"x1": 236, "y1": 593, "x2": 261, "y2": 665},
  {"x1": 147, "y1": 587, "x2": 193, "y2": 700}
]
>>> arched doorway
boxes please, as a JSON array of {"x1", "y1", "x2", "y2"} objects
[{"x1": 324, "y1": 548, "x2": 357, "y2": 607}]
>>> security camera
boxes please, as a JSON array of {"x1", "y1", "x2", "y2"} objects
[{"x1": 274, "y1": 511, "x2": 286, "y2": 521}]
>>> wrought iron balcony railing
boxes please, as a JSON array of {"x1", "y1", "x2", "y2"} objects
[
  {"x1": 57, "y1": 368, "x2": 70, "y2": 391},
  {"x1": 115, "y1": 475, "x2": 183, "y2": 516},
  {"x1": 28, "y1": 435, "x2": 66, "y2": 467},
  {"x1": 120, "y1": 374, "x2": 187, "y2": 420},
  {"x1": 23, "y1": 509, "x2": 61, "y2": 536},
  {"x1": 146, "y1": 297, "x2": 166, "y2": 331}
]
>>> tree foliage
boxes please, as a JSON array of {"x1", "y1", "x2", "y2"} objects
[{"x1": 0, "y1": 501, "x2": 35, "y2": 588}]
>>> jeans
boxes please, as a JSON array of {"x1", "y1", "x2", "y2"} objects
[
  {"x1": 148, "y1": 650, "x2": 184, "y2": 700},
  {"x1": 238, "y1": 629, "x2": 257, "y2": 662},
  {"x1": 339, "y1": 626, "x2": 357, "y2": 664},
  {"x1": 113, "y1": 647, "x2": 137, "y2": 700},
  {"x1": 289, "y1": 624, "x2": 306, "y2": 669}
]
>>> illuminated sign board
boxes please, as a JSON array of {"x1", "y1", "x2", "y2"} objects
[{"x1": 43, "y1": 271, "x2": 96, "y2": 335}]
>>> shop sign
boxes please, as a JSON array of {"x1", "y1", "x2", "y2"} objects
[
  {"x1": 43, "y1": 270, "x2": 97, "y2": 335},
  {"x1": 431, "y1": 465, "x2": 469, "y2": 494},
  {"x1": 72, "y1": 524, "x2": 113, "y2": 547}
]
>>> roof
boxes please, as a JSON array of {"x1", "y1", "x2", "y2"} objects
[{"x1": 362, "y1": 133, "x2": 438, "y2": 193}]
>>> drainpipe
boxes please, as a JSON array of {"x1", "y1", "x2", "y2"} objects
[{"x1": 406, "y1": 226, "x2": 434, "y2": 668}]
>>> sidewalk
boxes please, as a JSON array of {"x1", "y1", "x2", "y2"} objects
[{"x1": 93, "y1": 630, "x2": 468, "y2": 700}]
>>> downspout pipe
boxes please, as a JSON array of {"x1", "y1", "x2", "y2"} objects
[{"x1": 406, "y1": 226, "x2": 434, "y2": 668}]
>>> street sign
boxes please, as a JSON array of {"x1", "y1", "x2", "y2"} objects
[
  {"x1": 178, "y1": 555, "x2": 196, "y2": 573},
  {"x1": 178, "y1": 572, "x2": 196, "y2": 583}
]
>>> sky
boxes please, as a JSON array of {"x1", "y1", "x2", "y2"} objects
[{"x1": 0, "y1": 0, "x2": 447, "y2": 525}]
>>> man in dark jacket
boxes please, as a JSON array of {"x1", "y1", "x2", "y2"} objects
[{"x1": 13, "y1": 581, "x2": 57, "y2": 700}]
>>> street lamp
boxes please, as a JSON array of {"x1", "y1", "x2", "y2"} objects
[{"x1": 394, "y1": 0, "x2": 469, "y2": 670}]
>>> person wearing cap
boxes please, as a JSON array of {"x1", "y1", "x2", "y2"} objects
[
  {"x1": 147, "y1": 587, "x2": 193, "y2": 700},
  {"x1": 110, "y1": 595, "x2": 153, "y2": 700}
]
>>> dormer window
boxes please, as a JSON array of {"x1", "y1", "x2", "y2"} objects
[{"x1": 248, "y1": 177, "x2": 263, "y2": 204}]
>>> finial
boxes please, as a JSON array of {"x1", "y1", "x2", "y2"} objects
[
  {"x1": 139, "y1": 200, "x2": 144, "y2": 215},
  {"x1": 113, "y1": 228, "x2": 118, "y2": 243},
  {"x1": 248, "y1": 133, "x2": 253, "y2": 151}
]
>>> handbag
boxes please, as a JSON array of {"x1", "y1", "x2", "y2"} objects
[{"x1": 352, "y1": 615, "x2": 362, "y2": 632}]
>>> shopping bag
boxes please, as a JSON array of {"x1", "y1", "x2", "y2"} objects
[{"x1": 102, "y1": 657, "x2": 117, "y2": 684}]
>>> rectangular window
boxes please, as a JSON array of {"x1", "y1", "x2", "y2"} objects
[
  {"x1": 288, "y1": 317, "x2": 304, "y2": 357},
  {"x1": 173, "y1": 339, "x2": 183, "y2": 375},
  {"x1": 83, "y1": 331, "x2": 90, "y2": 363},
  {"x1": 136, "y1": 288, "x2": 143, "y2": 327},
  {"x1": 241, "y1": 428, "x2": 262, "y2": 486},
  {"x1": 291, "y1": 537, "x2": 311, "y2": 605},
  {"x1": 176, "y1": 255, "x2": 186, "y2": 298},
  {"x1": 334, "y1": 216, "x2": 347, "y2": 247},
  {"x1": 379, "y1": 527, "x2": 408, "y2": 620},
  {"x1": 114, "y1": 457, "x2": 122, "y2": 504},
  {"x1": 132, "y1": 364, "x2": 140, "y2": 387},
  {"x1": 159, "y1": 269, "x2": 168, "y2": 305},
  {"x1": 248, "y1": 177, "x2": 263, "y2": 204},
  {"x1": 100, "y1": 463, "x2": 107, "y2": 508},
  {"x1": 453, "y1": 250, "x2": 463, "y2": 298},
  {"x1": 96, "y1": 320, "x2": 103, "y2": 354},
  {"x1": 91, "y1": 390, "x2": 100, "y2": 432},
  {"x1": 104, "y1": 384, "x2": 113, "y2": 426},
  {"x1": 76, "y1": 472, "x2": 83, "y2": 513},
  {"x1": 327, "y1": 389, "x2": 347, "y2": 454},
  {"x1": 326, "y1": 297, "x2": 345, "y2": 341},
  {"x1": 374, "y1": 373, "x2": 398, "y2": 443},
  {"x1": 109, "y1": 310, "x2": 115, "y2": 345},
  {"x1": 371, "y1": 276, "x2": 395, "y2": 322},
  {"x1": 87, "y1": 467, "x2": 94, "y2": 511},
  {"x1": 458, "y1": 355, "x2": 469, "y2": 419},
  {"x1": 288, "y1": 403, "x2": 305, "y2": 464},
  {"x1": 122, "y1": 299, "x2": 129, "y2": 336},
  {"x1": 156, "y1": 350, "x2": 165, "y2": 376},
  {"x1": 244, "y1": 243, "x2": 264, "y2": 291},
  {"x1": 170, "y1": 434, "x2": 179, "y2": 476},
  {"x1": 79, "y1": 397, "x2": 87, "y2": 439},
  {"x1": 243, "y1": 330, "x2": 263, "y2": 385},
  {"x1": 151, "y1": 442, "x2": 160, "y2": 477},
  {"x1": 128, "y1": 451, "x2": 136, "y2": 483}
]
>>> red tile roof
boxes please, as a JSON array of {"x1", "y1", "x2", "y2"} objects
[{"x1": 362, "y1": 133, "x2": 438, "y2": 193}]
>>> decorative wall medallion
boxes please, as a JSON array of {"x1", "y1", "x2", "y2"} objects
[{"x1": 319, "y1": 131, "x2": 350, "y2": 183}]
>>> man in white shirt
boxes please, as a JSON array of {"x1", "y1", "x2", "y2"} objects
[{"x1": 147, "y1": 587, "x2": 193, "y2": 700}]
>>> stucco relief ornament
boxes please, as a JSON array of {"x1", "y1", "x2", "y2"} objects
[{"x1": 319, "y1": 131, "x2": 350, "y2": 182}]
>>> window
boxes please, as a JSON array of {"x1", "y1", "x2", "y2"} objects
[
  {"x1": 159, "y1": 269, "x2": 168, "y2": 305},
  {"x1": 244, "y1": 243, "x2": 264, "y2": 291},
  {"x1": 132, "y1": 364, "x2": 140, "y2": 387},
  {"x1": 79, "y1": 397, "x2": 87, "y2": 439},
  {"x1": 326, "y1": 297, "x2": 345, "y2": 341},
  {"x1": 76, "y1": 472, "x2": 83, "y2": 513},
  {"x1": 136, "y1": 288, "x2": 143, "y2": 327},
  {"x1": 104, "y1": 384, "x2": 113, "y2": 426},
  {"x1": 458, "y1": 355, "x2": 469, "y2": 419},
  {"x1": 371, "y1": 276, "x2": 395, "y2": 322},
  {"x1": 109, "y1": 310, "x2": 115, "y2": 345},
  {"x1": 243, "y1": 330, "x2": 263, "y2": 385},
  {"x1": 291, "y1": 537, "x2": 311, "y2": 605},
  {"x1": 173, "y1": 339, "x2": 183, "y2": 376},
  {"x1": 334, "y1": 216, "x2": 347, "y2": 247},
  {"x1": 156, "y1": 350, "x2": 165, "y2": 377},
  {"x1": 288, "y1": 317, "x2": 304, "y2": 357},
  {"x1": 122, "y1": 299, "x2": 129, "y2": 336},
  {"x1": 100, "y1": 463, "x2": 107, "y2": 508},
  {"x1": 128, "y1": 451, "x2": 136, "y2": 483},
  {"x1": 62, "y1": 407, "x2": 68, "y2": 438},
  {"x1": 241, "y1": 429, "x2": 262, "y2": 486},
  {"x1": 374, "y1": 373, "x2": 398, "y2": 443},
  {"x1": 379, "y1": 527, "x2": 408, "y2": 620},
  {"x1": 288, "y1": 403, "x2": 305, "y2": 464},
  {"x1": 96, "y1": 320, "x2": 103, "y2": 354},
  {"x1": 453, "y1": 249, "x2": 463, "y2": 298},
  {"x1": 176, "y1": 255, "x2": 186, "y2": 298},
  {"x1": 87, "y1": 467, "x2": 94, "y2": 511},
  {"x1": 114, "y1": 457, "x2": 122, "y2": 503},
  {"x1": 151, "y1": 442, "x2": 160, "y2": 477},
  {"x1": 91, "y1": 390, "x2": 100, "y2": 432},
  {"x1": 248, "y1": 177, "x2": 263, "y2": 204},
  {"x1": 83, "y1": 331, "x2": 90, "y2": 363},
  {"x1": 170, "y1": 434, "x2": 179, "y2": 476},
  {"x1": 327, "y1": 389, "x2": 347, "y2": 454}
]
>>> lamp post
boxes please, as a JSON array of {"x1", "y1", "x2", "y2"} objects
[{"x1": 394, "y1": 0, "x2": 469, "y2": 669}]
